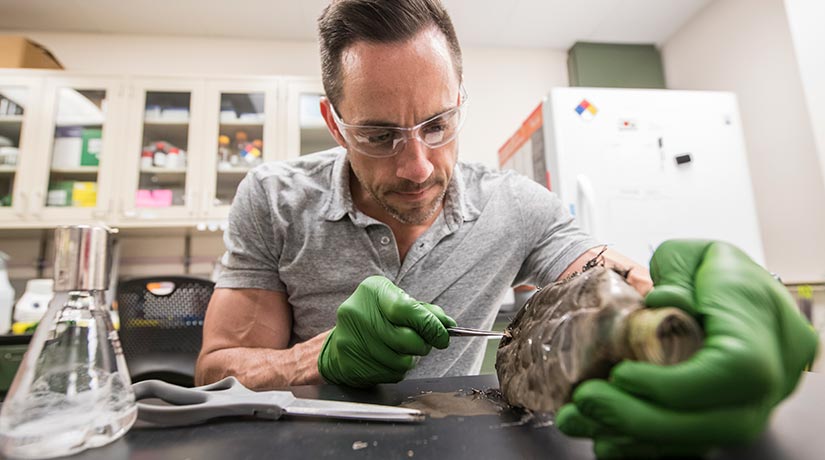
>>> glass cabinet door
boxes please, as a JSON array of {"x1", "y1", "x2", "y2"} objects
[
  {"x1": 137, "y1": 91, "x2": 192, "y2": 209},
  {"x1": 0, "y1": 85, "x2": 28, "y2": 211},
  {"x1": 121, "y1": 79, "x2": 206, "y2": 222},
  {"x1": 214, "y1": 91, "x2": 265, "y2": 207},
  {"x1": 200, "y1": 80, "x2": 277, "y2": 221},
  {"x1": 286, "y1": 80, "x2": 338, "y2": 159},
  {"x1": 45, "y1": 88, "x2": 107, "y2": 209},
  {"x1": 298, "y1": 92, "x2": 337, "y2": 155}
]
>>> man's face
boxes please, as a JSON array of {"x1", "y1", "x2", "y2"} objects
[{"x1": 326, "y1": 27, "x2": 461, "y2": 225}]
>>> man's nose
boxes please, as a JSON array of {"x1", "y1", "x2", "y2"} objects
[{"x1": 395, "y1": 137, "x2": 434, "y2": 184}]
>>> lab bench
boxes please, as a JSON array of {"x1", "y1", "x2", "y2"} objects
[{"x1": 53, "y1": 371, "x2": 825, "y2": 460}]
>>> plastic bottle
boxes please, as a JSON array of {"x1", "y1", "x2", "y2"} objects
[
  {"x1": 0, "y1": 251, "x2": 13, "y2": 334},
  {"x1": 166, "y1": 147, "x2": 180, "y2": 169},
  {"x1": 232, "y1": 131, "x2": 247, "y2": 166},
  {"x1": 13, "y1": 278, "x2": 53, "y2": 324},
  {"x1": 140, "y1": 149, "x2": 153, "y2": 169},
  {"x1": 153, "y1": 141, "x2": 167, "y2": 167},
  {"x1": 0, "y1": 225, "x2": 136, "y2": 459},
  {"x1": 218, "y1": 135, "x2": 231, "y2": 170}
]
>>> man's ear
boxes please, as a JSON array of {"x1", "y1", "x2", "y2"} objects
[{"x1": 319, "y1": 97, "x2": 347, "y2": 149}]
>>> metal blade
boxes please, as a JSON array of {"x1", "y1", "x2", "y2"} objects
[
  {"x1": 447, "y1": 326, "x2": 505, "y2": 338},
  {"x1": 284, "y1": 398, "x2": 425, "y2": 423}
]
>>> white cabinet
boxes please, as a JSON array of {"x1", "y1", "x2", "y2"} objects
[
  {"x1": 0, "y1": 74, "x2": 45, "y2": 224},
  {"x1": 0, "y1": 72, "x2": 331, "y2": 230}
]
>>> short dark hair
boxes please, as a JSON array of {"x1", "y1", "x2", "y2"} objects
[{"x1": 317, "y1": 0, "x2": 463, "y2": 107}]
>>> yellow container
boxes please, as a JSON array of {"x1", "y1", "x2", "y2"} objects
[{"x1": 72, "y1": 182, "x2": 97, "y2": 207}]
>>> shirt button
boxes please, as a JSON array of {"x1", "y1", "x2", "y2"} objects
[{"x1": 379, "y1": 236, "x2": 391, "y2": 245}]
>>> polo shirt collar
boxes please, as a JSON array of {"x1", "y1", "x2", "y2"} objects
[{"x1": 322, "y1": 151, "x2": 481, "y2": 227}]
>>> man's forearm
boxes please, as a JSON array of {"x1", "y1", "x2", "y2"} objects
[
  {"x1": 195, "y1": 331, "x2": 330, "y2": 389},
  {"x1": 560, "y1": 246, "x2": 653, "y2": 296},
  {"x1": 601, "y1": 248, "x2": 653, "y2": 295}
]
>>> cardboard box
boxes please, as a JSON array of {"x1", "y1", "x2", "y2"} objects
[{"x1": 0, "y1": 36, "x2": 63, "y2": 70}]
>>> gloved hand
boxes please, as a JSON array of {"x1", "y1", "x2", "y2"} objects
[
  {"x1": 556, "y1": 240, "x2": 819, "y2": 459},
  {"x1": 318, "y1": 275, "x2": 456, "y2": 388}
]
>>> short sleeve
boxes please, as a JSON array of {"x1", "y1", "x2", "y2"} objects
[
  {"x1": 512, "y1": 175, "x2": 601, "y2": 287},
  {"x1": 216, "y1": 171, "x2": 287, "y2": 292}
]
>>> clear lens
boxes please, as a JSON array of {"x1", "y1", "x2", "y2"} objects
[
  {"x1": 332, "y1": 86, "x2": 468, "y2": 158},
  {"x1": 341, "y1": 106, "x2": 465, "y2": 158}
]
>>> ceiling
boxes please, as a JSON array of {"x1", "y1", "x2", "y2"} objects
[{"x1": 0, "y1": 0, "x2": 713, "y2": 49}]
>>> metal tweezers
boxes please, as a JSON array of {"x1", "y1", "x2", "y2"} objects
[
  {"x1": 447, "y1": 326, "x2": 505, "y2": 338},
  {"x1": 133, "y1": 376, "x2": 424, "y2": 426}
]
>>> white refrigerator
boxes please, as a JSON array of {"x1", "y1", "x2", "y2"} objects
[{"x1": 498, "y1": 87, "x2": 765, "y2": 267}]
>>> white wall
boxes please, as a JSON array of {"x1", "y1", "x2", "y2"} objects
[
  {"x1": 462, "y1": 47, "x2": 569, "y2": 167},
  {"x1": 17, "y1": 31, "x2": 567, "y2": 168},
  {"x1": 783, "y1": 0, "x2": 825, "y2": 192},
  {"x1": 662, "y1": 0, "x2": 825, "y2": 283}
]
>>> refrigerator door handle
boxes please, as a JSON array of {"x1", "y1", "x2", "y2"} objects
[{"x1": 576, "y1": 174, "x2": 598, "y2": 237}]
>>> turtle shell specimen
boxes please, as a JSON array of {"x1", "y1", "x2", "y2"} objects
[{"x1": 495, "y1": 265, "x2": 702, "y2": 413}]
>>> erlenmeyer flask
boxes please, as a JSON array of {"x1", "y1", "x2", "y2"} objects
[{"x1": 0, "y1": 225, "x2": 136, "y2": 459}]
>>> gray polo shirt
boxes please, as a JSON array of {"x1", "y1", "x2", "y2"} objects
[{"x1": 217, "y1": 147, "x2": 598, "y2": 378}]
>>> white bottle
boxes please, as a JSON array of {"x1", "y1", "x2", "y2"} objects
[
  {"x1": 13, "y1": 279, "x2": 53, "y2": 324},
  {"x1": 0, "y1": 251, "x2": 14, "y2": 334}
]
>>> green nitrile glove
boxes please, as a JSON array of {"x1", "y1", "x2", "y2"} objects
[
  {"x1": 317, "y1": 275, "x2": 456, "y2": 388},
  {"x1": 557, "y1": 240, "x2": 819, "y2": 459}
]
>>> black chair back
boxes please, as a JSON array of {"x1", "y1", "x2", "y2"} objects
[{"x1": 116, "y1": 276, "x2": 214, "y2": 387}]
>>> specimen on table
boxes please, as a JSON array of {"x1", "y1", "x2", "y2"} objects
[{"x1": 496, "y1": 262, "x2": 703, "y2": 413}]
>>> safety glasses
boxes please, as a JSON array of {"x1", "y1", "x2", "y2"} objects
[{"x1": 329, "y1": 86, "x2": 468, "y2": 158}]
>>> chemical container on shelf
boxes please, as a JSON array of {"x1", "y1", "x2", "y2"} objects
[
  {"x1": 218, "y1": 135, "x2": 231, "y2": 170},
  {"x1": 166, "y1": 148, "x2": 181, "y2": 169},
  {"x1": 51, "y1": 126, "x2": 83, "y2": 169},
  {"x1": 140, "y1": 149, "x2": 153, "y2": 169},
  {"x1": 152, "y1": 141, "x2": 166, "y2": 167}
]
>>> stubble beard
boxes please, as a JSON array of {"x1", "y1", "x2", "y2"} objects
[
  {"x1": 378, "y1": 184, "x2": 447, "y2": 225},
  {"x1": 351, "y1": 167, "x2": 448, "y2": 225}
]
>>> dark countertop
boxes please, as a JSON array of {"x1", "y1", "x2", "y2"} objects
[{"x1": 58, "y1": 371, "x2": 825, "y2": 460}]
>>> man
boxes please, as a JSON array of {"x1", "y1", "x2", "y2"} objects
[
  {"x1": 197, "y1": 0, "x2": 816, "y2": 457},
  {"x1": 197, "y1": 0, "x2": 650, "y2": 389}
]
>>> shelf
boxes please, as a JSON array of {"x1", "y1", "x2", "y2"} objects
[
  {"x1": 140, "y1": 166, "x2": 187, "y2": 174},
  {"x1": 144, "y1": 119, "x2": 190, "y2": 125},
  {"x1": 50, "y1": 166, "x2": 99, "y2": 174},
  {"x1": 0, "y1": 165, "x2": 16, "y2": 174},
  {"x1": 0, "y1": 116, "x2": 23, "y2": 124},
  {"x1": 216, "y1": 165, "x2": 254, "y2": 174},
  {"x1": 55, "y1": 119, "x2": 103, "y2": 127},
  {"x1": 219, "y1": 119, "x2": 264, "y2": 127}
]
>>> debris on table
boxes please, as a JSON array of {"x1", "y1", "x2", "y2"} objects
[{"x1": 352, "y1": 441, "x2": 369, "y2": 450}]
